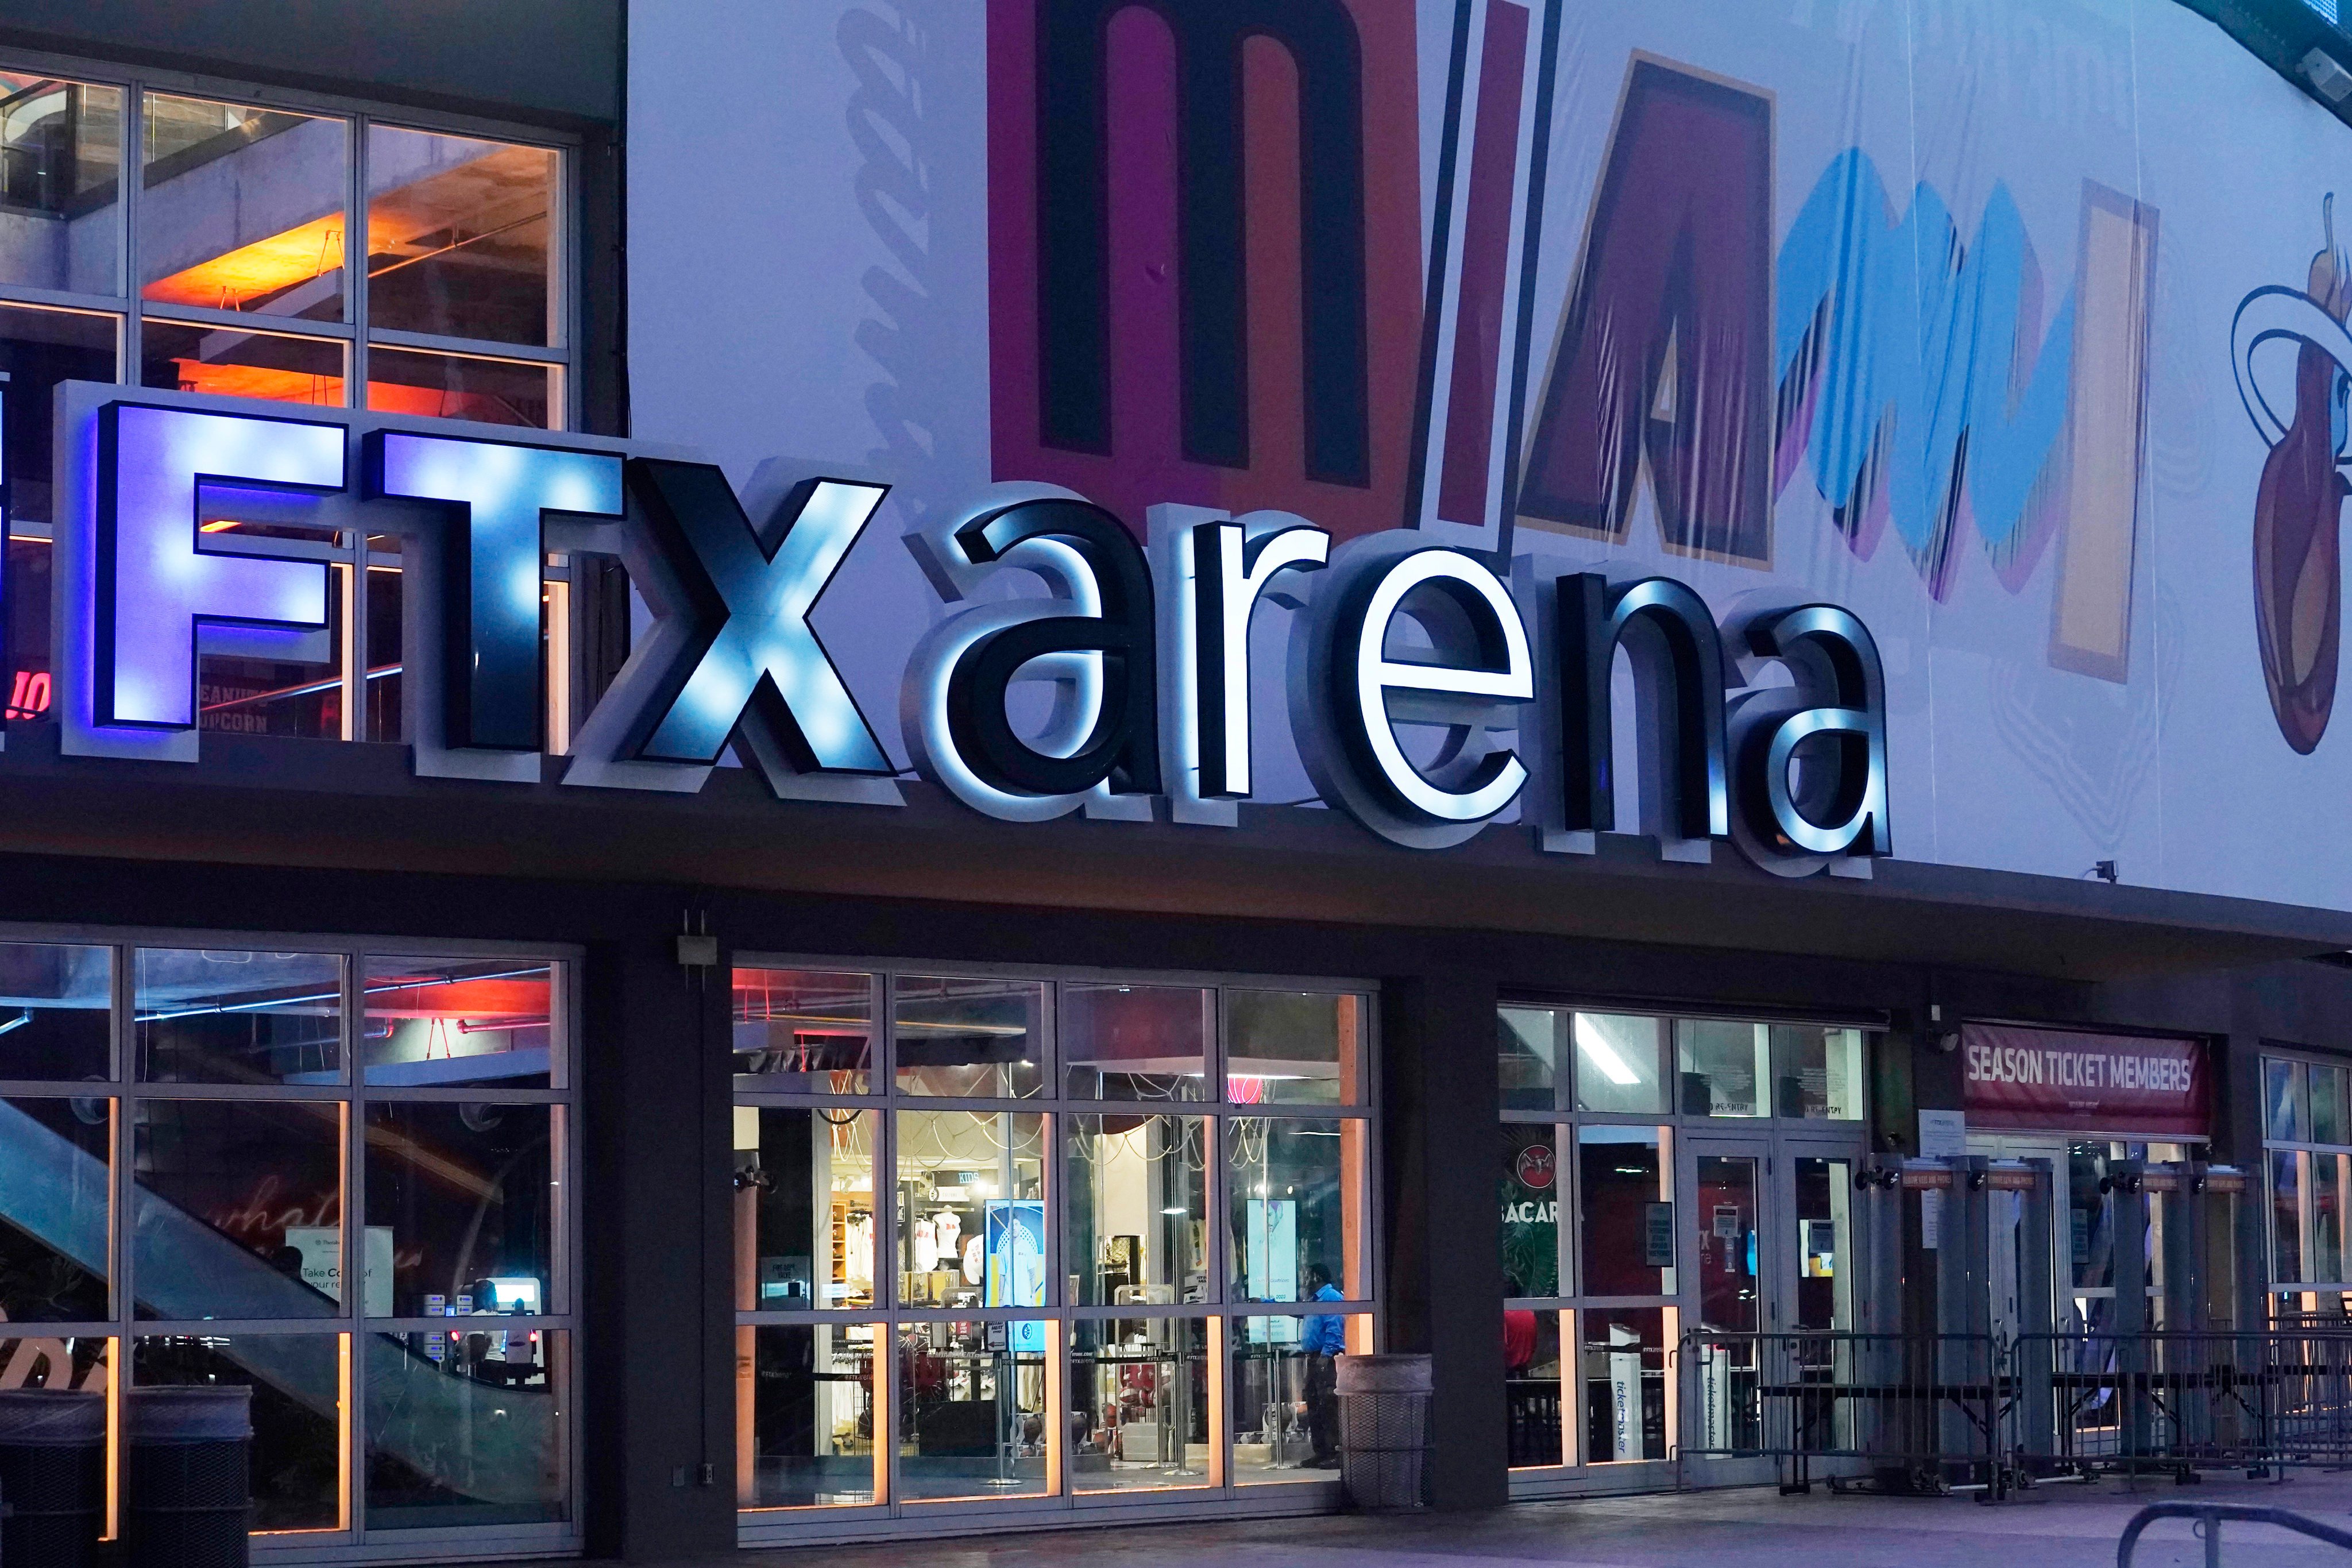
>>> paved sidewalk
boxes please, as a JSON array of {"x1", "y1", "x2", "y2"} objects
[{"x1": 500, "y1": 1474, "x2": 2352, "y2": 1568}]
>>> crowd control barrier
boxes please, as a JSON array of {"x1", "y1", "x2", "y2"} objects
[{"x1": 1676, "y1": 1324, "x2": 2352, "y2": 1499}]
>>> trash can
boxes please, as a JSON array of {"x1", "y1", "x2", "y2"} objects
[
  {"x1": 1334, "y1": 1353, "x2": 1432, "y2": 1512},
  {"x1": 128, "y1": 1385, "x2": 253, "y2": 1568},
  {"x1": 0, "y1": 1388, "x2": 106, "y2": 1568}
]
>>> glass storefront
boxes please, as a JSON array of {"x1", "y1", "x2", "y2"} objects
[
  {"x1": 0, "y1": 931, "x2": 576, "y2": 1553},
  {"x1": 2264, "y1": 1053, "x2": 2352, "y2": 1319},
  {"x1": 1495, "y1": 1005, "x2": 1868, "y2": 1488},
  {"x1": 0, "y1": 61, "x2": 577, "y2": 747},
  {"x1": 731, "y1": 963, "x2": 1373, "y2": 1531}
]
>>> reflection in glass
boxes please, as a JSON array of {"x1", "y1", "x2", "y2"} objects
[
  {"x1": 2315, "y1": 1064, "x2": 2349, "y2": 1147},
  {"x1": 365, "y1": 1102, "x2": 552, "y2": 1319},
  {"x1": 1792, "y1": 1158, "x2": 1853, "y2": 1334},
  {"x1": 0, "y1": 1096, "x2": 110, "y2": 1322},
  {"x1": 0, "y1": 1334, "x2": 106, "y2": 1393},
  {"x1": 1504, "y1": 1308, "x2": 1566, "y2": 1468},
  {"x1": 737, "y1": 1322, "x2": 878, "y2": 1508},
  {"x1": 894, "y1": 1111, "x2": 1044, "y2": 1309},
  {"x1": 1770, "y1": 1026, "x2": 1865, "y2": 1119},
  {"x1": 1227, "y1": 1117, "x2": 1355, "y2": 1303},
  {"x1": 141, "y1": 94, "x2": 346, "y2": 320},
  {"x1": 1581, "y1": 1306, "x2": 1666, "y2": 1462},
  {"x1": 2318, "y1": 1153, "x2": 2347, "y2": 1286},
  {"x1": 0, "y1": 303, "x2": 117, "y2": 528},
  {"x1": 364, "y1": 552, "x2": 403, "y2": 741},
  {"x1": 1496, "y1": 1006, "x2": 1560, "y2": 1111},
  {"x1": 893, "y1": 976, "x2": 1042, "y2": 1099},
  {"x1": 136, "y1": 948, "x2": 345, "y2": 1085},
  {"x1": 367, "y1": 1327, "x2": 566, "y2": 1528},
  {"x1": 1571, "y1": 1013, "x2": 1666, "y2": 1114},
  {"x1": 196, "y1": 581, "x2": 345, "y2": 740},
  {"x1": 1229, "y1": 1314, "x2": 1356, "y2": 1482},
  {"x1": 365, "y1": 346, "x2": 552, "y2": 427},
  {"x1": 1063, "y1": 985, "x2": 1207, "y2": 1100},
  {"x1": 0, "y1": 74, "x2": 122, "y2": 294},
  {"x1": 1578, "y1": 1126, "x2": 1672, "y2": 1297},
  {"x1": 1227, "y1": 991, "x2": 1359, "y2": 1105},
  {"x1": 1694, "y1": 1156, "x2": 1759, "y2": 1333},
  {"x1": 366, "y1": 126, "x2": 555, "y2": 346},
  {"x1": 134, "y1": 1334, "x2": 342, "y2": 1531},
  {"x1": 2274, "y1": 1149, "x2": 2305, "y2": 1290},
  {"x1": 1065, "y1": 1115, "x2": 1207, "y2": 1306},
  {"x1": 895, "y1": 1320, "x2": 1048, "y2": 1500},
  {"x1": 1069, "y1": 1317, "x2": 1208, "y2": 1490},
  {"x1": 0, "y1": 941, "x2": 110, "y2": 1080},
  {"x1": 2268, "y1": 1059, "x2": 2304, "y2": 1144},
  {"x1": 6, "y1": 536, "x2": 58, "y2": 729},
  {"x1": 140, "y1": 316, "x2": 343, "y2": 404},
  {"x1": 364, "y1": 958, "x2": 554, "y2": 1087},
  {"x1": 1499, "y1": 1123, "x2": 1561, "y2": 1300},
  {"x1": 133, "y1": 1098, "x2": 343, "y2": 1320},
  {"x1": 1675, "y1": 1019, "x2": 1768, "y2": 1117},
  {"x1": 2072, "y1": 1142, "x2": 2118, "y2": 1293},
  {"x1": 734, "y1": 1107, "x2": 874, "y2": 1311},
  {"x1": 733, "y1": 968, "x2": 872, "y2": 1094},
  {"x1": 1690, "y1": 1156, "x2": 1761, "y2": 1454}
]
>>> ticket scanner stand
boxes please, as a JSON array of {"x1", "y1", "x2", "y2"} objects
[
  {"x1": 2092, "y1": 1161, "x2": 2248, "y2": 1469},
  {"x1": 1849, "y1": 1157, "x2": 2053, "y2": 1492}
]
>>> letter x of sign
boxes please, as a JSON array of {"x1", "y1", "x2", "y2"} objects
[{"x1": 623, "y1": 459, "x2": 893, "y2": 779}]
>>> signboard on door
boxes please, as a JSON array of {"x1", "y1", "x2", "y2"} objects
[{"x1": 1961, "y1": 1024, "x2": 2209, "y2": 1139}]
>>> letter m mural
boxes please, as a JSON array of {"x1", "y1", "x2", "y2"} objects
[{"x1": 986, "y1": 0, "x2": 1425, "y2": 539}]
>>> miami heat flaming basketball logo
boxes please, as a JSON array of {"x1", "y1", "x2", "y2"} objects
[{"x1": 2236, "y1": 197, "x2": 2352, "y2": 753}]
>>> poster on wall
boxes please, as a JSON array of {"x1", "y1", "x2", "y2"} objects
[
  {"x1": 627, "y1": 0, "x2": 2352, "y2": 909},
  {"x1": 1961, "y1": 1022, "x2": 2210, "y2": 1138}
]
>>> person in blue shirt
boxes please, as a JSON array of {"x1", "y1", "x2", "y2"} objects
[{"x1": 1300, "y1": 1263, "x2": 1345, "y2": 1467}]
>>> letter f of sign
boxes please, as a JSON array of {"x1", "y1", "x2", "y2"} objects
[{"x1": 624, "y1": 459, "x2": 893, "y2": 777}]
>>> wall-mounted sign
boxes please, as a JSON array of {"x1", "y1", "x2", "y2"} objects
[
  {"x1": 51, "y1": 390, "x2": 1891, "y2": 879},
  {"x1": 50, "y1": 389, "x2": 1892, "y2": 878},
  {"x1": 1961, "y1": 1023, "x2": 2210, "y2": 1140}
]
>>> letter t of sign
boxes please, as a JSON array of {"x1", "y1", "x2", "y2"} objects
[{"x1": 372, "y1": 434, "x2": 624, "y2": 752}]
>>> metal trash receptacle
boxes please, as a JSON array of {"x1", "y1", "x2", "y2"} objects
[
  {"x1": 128, "y1": 1385, "x2": 253, "y2": 1568},
  {"x1": 0, "y1": 1388, "x2": 106, "y2": 1567},
  {"x1": 1335, "y1": 1353, "x2": 1432, "y2": 1512}
]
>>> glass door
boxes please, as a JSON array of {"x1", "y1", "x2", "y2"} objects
[{"x1": 1682, "y1": 1135, "x2": 1775, "y2": 1480}]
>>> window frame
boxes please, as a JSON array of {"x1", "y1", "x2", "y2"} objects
[
  {"x1": 2261, "y1": 1045, "x2": 2352, "y2": 1308},
  {"x1": 729, "y1": 952, "x2": 1379, "y2": 1532},
  {"x1": 0, "y1": 45, "x2": 578, "y2": 427},
  {"x1": 0, "y1": 49, "x2": 586, "y2": 750},
  {"x1": 1494, "y1": 999, "x2": 1878, "y2": 1481},
  {"x1": 0, "y1": 918, "x2": 582, "y2": 1561}
]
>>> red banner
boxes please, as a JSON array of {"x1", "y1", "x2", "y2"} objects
[{"x1": 1961, "y1": 1024, "x2": 2210, "y2": 1138}]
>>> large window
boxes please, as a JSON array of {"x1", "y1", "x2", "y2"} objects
[
  {"x1": 0, "y1": 932, "x2": 575, "y2": 1555},
  {"x1": 2264, "y1": 1052, "x2": 2352, "y2": 1316},
  {"x1": 1495, "y1": 1005, "x2": 1868, "y2": 1478},
  {"x1": 730, "y1": 963, "x2": 1373, "y2": 1530},
  {"x1": 0, "y1": 62, "x2": 573, "y2": 739}
]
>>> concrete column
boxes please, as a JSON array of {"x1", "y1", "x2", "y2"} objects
[
  {"x1": 1379, "y1": 970, "x2": 1507, "y2": 1510},
  {"x1": 579, "y1": 934, "x2": 737, "y2": 1559}
]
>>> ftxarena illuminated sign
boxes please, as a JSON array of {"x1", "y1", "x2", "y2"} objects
[{"x1": 51, "y1": 389, "x2": 1887, "y2": 875}]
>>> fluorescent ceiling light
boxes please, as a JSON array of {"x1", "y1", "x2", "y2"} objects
[{"x1": 1574, "y1": 1015, "x2": 1642, "y2": 1087}]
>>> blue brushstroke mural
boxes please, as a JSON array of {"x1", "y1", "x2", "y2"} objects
[{"x1": 1774, "y1": 149, "x2": 2076, "y2": 597}]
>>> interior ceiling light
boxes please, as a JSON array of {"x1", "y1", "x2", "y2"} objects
[{"x1": 142, "y1": 144, "x2": 546, "y2": 312}]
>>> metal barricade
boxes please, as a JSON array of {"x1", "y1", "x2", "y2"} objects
[
  {"x1": 1677, "y1": 1329, "x2": 2006, "y2": 1496},
  {"x1": 1674, "y1": 1324, "x2": 2352, "y2": 1496}
]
